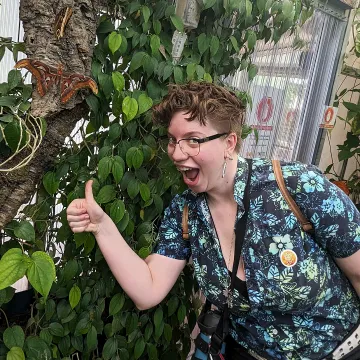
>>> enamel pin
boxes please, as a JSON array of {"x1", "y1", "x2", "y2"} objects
[{"x1": 280, "y1": 249, "x2": 297, "y2": 267}]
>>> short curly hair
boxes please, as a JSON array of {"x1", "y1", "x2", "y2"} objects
[{"x1": 152, "y1": 82, "x2": 246, "y2": 152}]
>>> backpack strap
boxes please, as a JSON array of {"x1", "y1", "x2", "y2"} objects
[
  {"x1": 182, "y1": 204, "x2": 189, "y2": 240},
  {"x1": 272, "y1": 159, "x2": 314, "y2": 234}
]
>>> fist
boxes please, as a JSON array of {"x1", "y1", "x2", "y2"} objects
[{"x1": 66, "y1": 180, "x2": 105, "y2": 234}]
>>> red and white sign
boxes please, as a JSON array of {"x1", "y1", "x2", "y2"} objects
[
  {"x1": 319, "y1": 106, "x2": 338, "y2": 129},
  {"x1": 254, "y1": 96, "x2": 273, "y2": 131}
]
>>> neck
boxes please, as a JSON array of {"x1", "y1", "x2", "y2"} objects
[{"x1": 206, "y1": 157, "x2": 238, "y2": 205}]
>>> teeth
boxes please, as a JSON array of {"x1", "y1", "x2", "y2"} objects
[{"x1": 177, "y1": 167, "x2": 192, "y2": 172}]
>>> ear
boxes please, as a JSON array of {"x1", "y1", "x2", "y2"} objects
[{"x1": 224, "y1": 132, "x2": 237, "y2": 158}]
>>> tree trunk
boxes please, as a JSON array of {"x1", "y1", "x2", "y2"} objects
[{"x1": 0, "y1": 0, "x2": 100, "y2": 229}]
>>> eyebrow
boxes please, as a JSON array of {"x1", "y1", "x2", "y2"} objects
[{"x1": 167, "y1": 131, "x2": 206, "y2": 138}]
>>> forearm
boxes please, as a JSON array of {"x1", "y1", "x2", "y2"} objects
[{"x1": 95, "y1": 214, "x2": 155, "y2": 309}]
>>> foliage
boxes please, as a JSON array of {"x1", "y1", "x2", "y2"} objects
[
  {"x1": 0, "y1": 0, "x2": 312, "y2": 359},
  {"x1": 326, "y1": 7, "x2": 360, "y2": 203}
]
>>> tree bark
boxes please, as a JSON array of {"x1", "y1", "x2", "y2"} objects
[{"x1": 0, "y1": 0, "x2": 99, "y2": 229}]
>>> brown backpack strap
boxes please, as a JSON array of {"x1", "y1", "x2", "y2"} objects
[
  {"x1": 182, "y1": 204, "x2": 189, "y2": 240},
  {"x1": 272, "y1": 160, "x2": 314, "y2": 234}
]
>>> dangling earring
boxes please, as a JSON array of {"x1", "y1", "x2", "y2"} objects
[{"x1": 222, "y1": 160, "x2": 227, "y2": 178}]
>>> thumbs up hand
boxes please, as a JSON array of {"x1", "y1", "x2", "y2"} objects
[{"x1": 66, "y1": 180, "x2": 105, "y2": 234}]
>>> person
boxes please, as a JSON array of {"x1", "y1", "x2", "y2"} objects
[{"x1": 67, "y1": 82, "x2": 360, "y2": 360}]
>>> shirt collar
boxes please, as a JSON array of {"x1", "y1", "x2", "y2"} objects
[{"x1": 191, "y1": 154, "x2": 248, "y2": 219}]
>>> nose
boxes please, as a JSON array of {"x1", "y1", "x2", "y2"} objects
[{"x1": 169, "y1": 143, "x2": 189, "y2": 162}]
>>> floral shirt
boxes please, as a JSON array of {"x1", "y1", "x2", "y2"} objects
[{"x1": 154, "y1": 157, "x2": 360, "y2": 360}]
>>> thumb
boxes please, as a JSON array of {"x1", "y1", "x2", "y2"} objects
[{"x1": 85, "y1": 180, "x2": 95, "y2": 204}]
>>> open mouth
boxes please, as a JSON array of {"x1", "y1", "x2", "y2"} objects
[{"x1": 177, "y1": 167, "x2": 200, "y2": 185}]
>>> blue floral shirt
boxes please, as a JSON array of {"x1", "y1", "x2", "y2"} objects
[{"x1": 154, "y1": 157, "x2": 360, "y2": 360}]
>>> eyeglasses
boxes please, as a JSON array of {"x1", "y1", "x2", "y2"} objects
[{"x1": 165, "y1": 133, "x2": 228, "y2": 157}]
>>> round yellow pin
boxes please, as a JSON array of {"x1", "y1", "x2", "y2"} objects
[{"x1": 280, "y1": 249, "x2": 297, "y2": 267}]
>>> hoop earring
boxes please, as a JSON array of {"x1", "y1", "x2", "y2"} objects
[{"x1": 222, "y1": 160, "x2": 227, "y2": 178}]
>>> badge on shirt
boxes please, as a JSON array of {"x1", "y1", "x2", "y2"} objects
[{"x1": 280, "y1": 249, "x2": 297, "y2": 267}]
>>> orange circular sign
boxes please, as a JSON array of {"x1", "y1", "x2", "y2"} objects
[{"x1": 280, "y1": 250, "x2": 297, "y2": 267}]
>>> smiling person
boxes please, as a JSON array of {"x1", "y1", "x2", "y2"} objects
[{"x1": 67, "y1": 82, "x2": 360, "y2": 360}]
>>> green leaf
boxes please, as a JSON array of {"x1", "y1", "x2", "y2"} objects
[
  {"x1": 163, "y1": 64, "x2": 173, "y2": 81},
  {"x1": 186, "y1": 63, "x2": 196, "y2": 81},
  {"x1": 144, "y1": 323, "x2": 153, "y2": 341},
  {"x1": 131, "y1": 149, "x2": 143, "y2": 170},
  {"x1": 153, "y1": 194, "x2": 163, "y2": 214},
  {"x1": 127, "y1": 179, "x2": 140, "y2": 199},
  {"x1": 174, "y1": 66, "x2": 183, "y2": 84},
  {"x1": 122, "y1": 96, "x2": 138, "y2": 122},
  {"x1": 0, "y1": 249, "x2": 29, "y2": 291},
  {"x1": 39, "y1": 329, "x2": 52, "y2": 345},
  {"x1": 6, "y1": 347, "x2": 25, "y2": 360},
  {"x1": 167, "y1": 296, "x2": 179, "y2": 316},
  {"x1": 0, "y1": 45, "x2": 5, "y2": 62},
  {"x1": 248, "y1": 64, "x2": 258, "y2": 81},
  {"x1": 142, "y1": 5, "x2": 151, "y2": 23},
  {"x1": 134, "y1": 337, "x2": 145, "y2": 360},
  {"x1": 198, "y1": 33, "x2": 208, "y2": 55},
  {"x1": 282, "y1": 0, "x2": 294, "y2": 18},
  {"x1": 164, "y1": 323, "x2": 172, "y2": 342},
  {"x1": 150, "y1": 35, "x2": 161, "y2": 54},
  {"x1": 129, "y1": 52, "x2": 147, "y2": 73},
  {"x1": 153, "y1": 307, "x2": 163, "y2": 330},
  {"x1": 153, "y1": 20, "x2": 161, "y2": 35},
  {"x1": 108, "y1": 123, "x2": 121, "y2": 142},
  {"x1": 109, "y1": 293, "x2": 125, "y2": 316},
  {"x1": 24, "y1": 336, "x2": 51, "y2": 359},
  {"x1": 210, "y1": 36, "x2": 220, "y2": 57},
  {"x1": 63, "y1": 259, "x2": 78, "y2": 282},
  {"x1": 147, "y1": 343, "x2": 158, "y2": 360},
  {"x1": 177, "y1": 304, "x2": 186, "y2": 323},
  {"x1": 102, "y1": 337, "x2": 118, "y2": 360},
  {"x1": 138, "y1": 247, "x2": 150, "y2": 259},
  {"x1": 69, "y1": 285, "x2": 81, "y2": 309},
  {"x1": 27, "y1": 252, "x2": 55, "y2": 299},
  {"x1": 170, "y1": 15, "x2": 184, "y2": 32},
  {"x1": 45, "y1": 299, "x2": 56, "y2": 321},
  {"x1": 196, "y1": 65, "x2": 205, "y2": 79},
  {"x1": 7, "y1": 70, "x2": 22, "y2": 90},
  {"x1": 343, "y1": 102, "x2": 360, "y2": 113},
  {"x1": 3, "y1": 326, "x2": 25, "y2": 349},
  {"x1": 204, "y1": 0, "x2": 216, "y2": 9},
  {"x1": 245, "y1": 0, "x2": 252, "y2": 16},
  {"x1": 98, "y1": 156, "x2": 112, "y2": 182},
  {"x1": 97, "y1": 20, "x2": 115, "y2": 34},
  {"x1": 230, "y1": 36, "x2": 239, "y2": 52},
  {"x1": 56, "y1": 300, "x2": 72, "y2": 320},
  {"x1": 139, "y1": 183, "x2": 151, "y2": 202},
  {"x1": 86, "y1": 326, "x2": 98, "y2": 352},
  {"x1": 108, "y1": 32, "x2": 122, "y2": 54},
  {"x1": 112, "y1": 161, "x2": 124, "y2": 184},
  {"x1": 48, "y1": 323, "x2": 64, "y2": 337},
  {"x1": 84, "y1": 233, "x2": 95, "y2": 255},
  {"x1": 112, "y1": 72, "x2": 125, "y2": 92},
  {"x1": 4, "y1": 121, "x2": 26, "y2": 152},
  {"x1": 110, "y1": 199, "x2": 125, "y2": 223},
  {"x1": 203, "y1": 73, "x2": 212, "y2": 83},
  {"x1": 98, "y1": 72, "x2": 113, "y2": 99},
  {"x1": 138, "y1": 94, "x2": 153, "y2": 115},
  {"x1": 96, "y1": 185, "x2": 116, "y2": 204},
  {"x1": 14, "y1": 221, "x2": 35, "y2": 242},
  {"x1": 247, "y1": 30, "x2": 257, "y2": 51},
  {"x1": 0, "y1": 96, "x2": 17, "y2": 107},
  {"x1": 43, "y1": 171, "x2": 60, "y2": 195}
]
